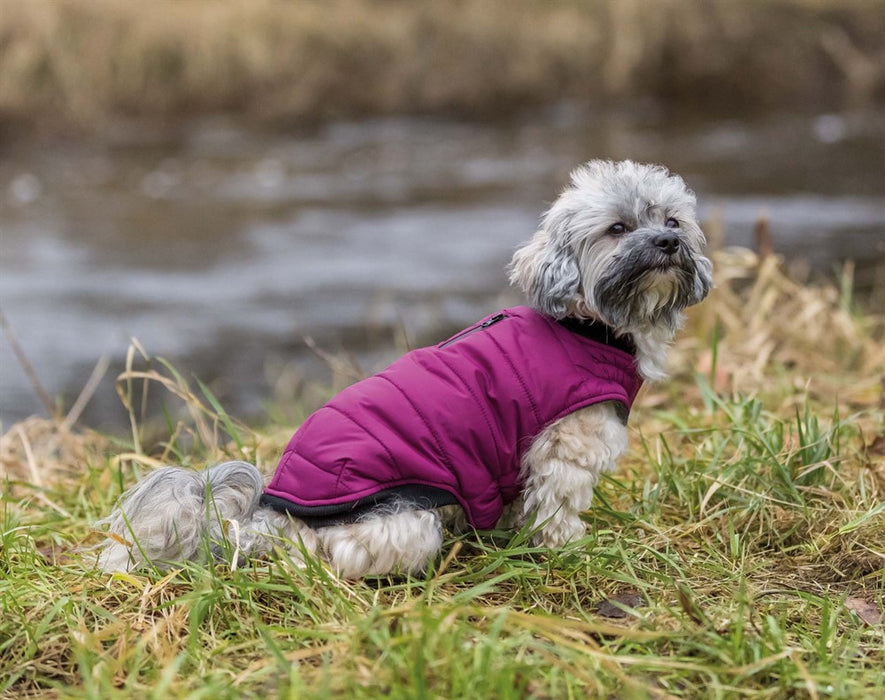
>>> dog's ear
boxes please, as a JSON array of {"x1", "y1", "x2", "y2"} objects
[
  {"x1": 508, "y1": 226, "x2": 581, "y2": 319},
  {"x1": 691, "y1": 253, "x2": 714, "y2": 305}
]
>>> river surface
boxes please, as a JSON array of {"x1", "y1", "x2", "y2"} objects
[{"x1": 2, "y1": 106, "x2": 884, "y2": 429}]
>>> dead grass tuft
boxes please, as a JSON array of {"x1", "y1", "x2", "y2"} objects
[
  {"x1": 674, "y1": 247, "x2": 885, "y2": 407},
  {"x1": 0, "y1": 417, "x2": 107, "y2": 491}
]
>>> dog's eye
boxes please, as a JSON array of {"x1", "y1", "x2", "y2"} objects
[
  {"x1": 665, "y1": 217, "x2": 680, "y2": 229},
  {"x1": 608, "y1": 222, "x2": 628, "y2": 235}
]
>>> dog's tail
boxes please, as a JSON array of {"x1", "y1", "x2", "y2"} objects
[{"x1": 93, "y1": 461, "x2": 315, "y2": 572}]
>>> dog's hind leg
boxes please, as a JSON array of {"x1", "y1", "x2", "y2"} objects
[
  {"x1": 317, "y1": 507, "x2": 443, "y2": 579},
  {"x1": 240, "y1": 505, "x2": 319, "y2": 566}
]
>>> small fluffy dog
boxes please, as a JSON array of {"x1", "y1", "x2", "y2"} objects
[{"x1": 96, "y1": 160, "x2": 712, "y2": 579}]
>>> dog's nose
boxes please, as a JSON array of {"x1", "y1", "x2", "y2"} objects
[{"x1": 653, "y1": 233, "x2": 680, "y2": 255}]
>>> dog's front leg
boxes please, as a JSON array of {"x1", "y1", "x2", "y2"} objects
[{"x1": 520, "y1": 403, "x2": 628, "y2": 548}]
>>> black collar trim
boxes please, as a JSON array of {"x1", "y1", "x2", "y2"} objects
[{"x1": 557, "y1": 317, "x2": 637, "y2": 355}]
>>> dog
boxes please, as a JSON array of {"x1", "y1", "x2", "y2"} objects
[{"x1": 95, "y1": 159, "x2": 712, "y2": 579}]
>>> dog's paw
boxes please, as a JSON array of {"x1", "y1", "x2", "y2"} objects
[{"x1": 532, "y1": 515, "x2": 587, "y2": 549}]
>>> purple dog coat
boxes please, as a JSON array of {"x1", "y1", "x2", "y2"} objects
[{"x1": 261, "y1": 306, "x2": 642, "y2": 529}]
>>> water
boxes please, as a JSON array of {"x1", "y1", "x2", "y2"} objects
[{"x1": 2, "y1": 106, "x2": 884, "y2": 428}]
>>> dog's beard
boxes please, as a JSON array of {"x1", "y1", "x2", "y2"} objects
[{"x1": 592, "y1": 242, "x2": 710, "y2": 331}]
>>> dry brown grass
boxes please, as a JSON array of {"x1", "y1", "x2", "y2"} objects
[
  {"x1": 675, "y1": 248, "x2": 885, "y2": 406},
  {"x1": 0, "y1": 416, "x2": 107, "y2": 492},
  {"x1": 1, "y1": 0, "x2": 884, "y2": 132}
]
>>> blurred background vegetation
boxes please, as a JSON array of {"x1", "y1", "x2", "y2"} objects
[
  {"x1": 1, "y1": 0, "x2": 884, "y2": 131},
  {"x1": 1, "y1": 0, "x2": 884, "y2": 428}
]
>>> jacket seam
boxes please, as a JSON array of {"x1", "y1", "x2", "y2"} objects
[
  {"x1": 377, "y1": 373, "x2": 460, "y2": 489},
  {"x1": 488, "y1": 334, "x2": 541, "y2": 429},
  {"x1": 325, "y1": 404, "x2": 401, "y2": 493},
  {"x1": 426, "y1": 352, "x2": 504, "y2": 477},
  {"x1": 546, "y1": 394, "x2": 630, "y2": 428},
  {"x1": 269, "y1": 413, "x2": 318, "y2": 490},
  {"x1": 539, "y1": 310, "x2": 639, "y2": 404}
]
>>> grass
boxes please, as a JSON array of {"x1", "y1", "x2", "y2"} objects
[
  {"x1": 2, "y1": 0, "x2": 885, "y2": 133},
  {"x1": 1, "y1": 247, "x2": 884, "y2": 698}
]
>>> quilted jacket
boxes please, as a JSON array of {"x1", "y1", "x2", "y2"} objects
[{"x1": 261, "y1": 306, "x2": 642, "y2": 529}]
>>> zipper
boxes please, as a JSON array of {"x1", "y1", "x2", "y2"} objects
[{"x1": 438, "y1": 312, "x2": 507, "y2": 349}]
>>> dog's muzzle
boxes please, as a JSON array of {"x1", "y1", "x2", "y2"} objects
[
  {"x1": 592, "y1": 229, "x2": 711, "y2": 329},
  {"x1": 634, "y1": 230, "x2": 693, "y2": 273}
]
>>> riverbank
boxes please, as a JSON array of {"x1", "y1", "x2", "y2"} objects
[
  {"x1": 2, "y1": 0, "x2": 884, "y2": 134},
  {"x1": 2, "y1": 247, "x2": 883, "y2": 696}
]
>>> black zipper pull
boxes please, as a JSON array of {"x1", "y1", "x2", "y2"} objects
[{"x1": 439, "y1": 312, "x2": 508, "y2": 348}]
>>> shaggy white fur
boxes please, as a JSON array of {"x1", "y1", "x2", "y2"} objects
[{"x1": 94, "y1": 159, "x2": 712, "y2": 579}]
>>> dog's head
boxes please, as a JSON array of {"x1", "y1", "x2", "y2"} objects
[{"x1": 509, "y1": 160, "x2": 713, "y2": 333}]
